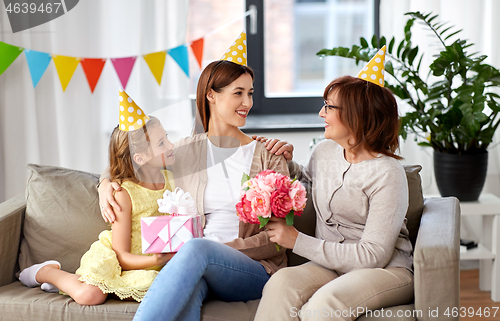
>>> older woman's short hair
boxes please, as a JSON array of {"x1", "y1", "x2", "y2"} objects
[{"x1": 323, "y1": 75, "x2": 401, "y2": 159}]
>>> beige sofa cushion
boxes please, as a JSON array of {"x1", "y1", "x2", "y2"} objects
[{"x1": 19, "y1": 164, "x2": 109, "y2": 273}]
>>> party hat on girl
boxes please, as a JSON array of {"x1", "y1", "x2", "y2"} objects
[
  {"x1": 220, "y1": 32, "x2": 247, "y2": 66},
  {"x1": 119, "y1": 90, "x2": 149, "y2": 131},
  {"x1": 357, "y1": 45, "x2": 386, "y2": 87}
]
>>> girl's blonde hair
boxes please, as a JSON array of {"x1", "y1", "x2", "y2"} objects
[{"x1": 108, "y1": 116, "x2": 162, "y2": 184}]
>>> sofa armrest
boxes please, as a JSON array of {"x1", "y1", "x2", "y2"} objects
[
  {"x1": 0, "y1": 194, "x2": 26, "y2": 287},
  {"x1": 413, "y1": 197, "x2": 460, "y2": 321}
]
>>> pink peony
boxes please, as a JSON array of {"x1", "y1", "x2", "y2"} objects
[
  {"x1": 256, "y1": 170, "x2": 275, "y2": 179},
  {"x1": 274, "y1": 173, "x2": 292, "y2": 191},
  {"x1": 236, "y1": 170, "x2": 307, "y2": 228},
  {"x1": 236, "y1": 194, "x2": 259, "y2": 224},
  {"x1": 290, "y1": 180, "x2": 307, "y2": 216},
  {"x1": 270, "y1": 185, "x2": 293, "y2": 218},
  {"x1": 246, "y1": 187, "x2": 272, "y2": 218}
]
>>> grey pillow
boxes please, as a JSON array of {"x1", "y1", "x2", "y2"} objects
[
  {"x1": 19, "y1": 164, "x2": 109, "y2": 273},
  {"x1": 403, "y1": 164, "x2": 424, "y2": 248}
]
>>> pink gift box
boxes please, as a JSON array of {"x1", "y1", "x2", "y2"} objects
[{"x1": 141, "y1": 215, "x2": 203, "y2": 254}]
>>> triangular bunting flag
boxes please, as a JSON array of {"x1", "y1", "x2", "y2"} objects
[
  {"x1": 168, "y1": 45, "x2": 189, "y2": 77},
  {"x1": 111, "y1": 57, "x2": 136, "y2": 90},
  {"x1": 0, "y1": 42, "x2": 24, "y2": 76},
  {"x1": 52, "y1": 55, "x2": 80, "y2": 91},
  {"x1": 24, "y1": 49, "x2": 52, "y2": 87},
  {"x1": 80, "y1": 58, "x2": 106, "y2": 93},
  {"x1": 190, "y1": 38, "x2": 204, "y2": 69},
  {"x1": 143, "y1": 51, "x2": 167, "y2": 85}
]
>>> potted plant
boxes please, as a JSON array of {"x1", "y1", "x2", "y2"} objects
[{"x1": 317, "y1": 11, "x2": 500, "y2": 201}]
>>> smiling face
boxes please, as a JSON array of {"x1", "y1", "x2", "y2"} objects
[
  {"x1": 319, "y1": 90, "x2": 353, "y2": 146},
  {"x1": 207, "y1": 73, "x2": 254, "y2": 129},
  {"x1": 133, "y1": 124, "x2": 175, "y2": 168}
]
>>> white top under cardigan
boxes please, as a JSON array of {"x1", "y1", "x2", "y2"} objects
[
  {"x1": 203, "y1": 140, "x2": 257, "y2": 243},
  {"x1": 289, "y1": 139, "x2": 413, "y2": 274}
]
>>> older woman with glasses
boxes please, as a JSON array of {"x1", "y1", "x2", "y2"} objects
[{"x1": 254, "y1": 48, "x2": 414, "y2": 321}]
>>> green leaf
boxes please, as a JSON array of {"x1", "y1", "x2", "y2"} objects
[
  {"x1": 360, "y1": 37, "x2": 369, "y2": 48},
  {"x1": 379, "y1": 36, "x2": 387, "y2": 48},
  {"x1": 316, "y1": 49, "x2": 331, "y2": 56},
  {"x1": 404, "y1": 18, "x2": 415, "y2": 35},
  {"x1": 241, "y1": 173, "x2": 250, "y2": 186},
  {"x1": 371, "y1": 35, "x2": 379, "y2": 48},
  {"x1": 385, "y1": 60, "x2": 394, "y2": 76},
  {"x1": 388, "y1": 37, "x2": 395, "y2": 53},
  {"x1": 401, "y1": 46, "x2": 410, "y2": 61},
  {"x1": 417, "y1": 141, "x2": 433, "y2": 147},
  {"x1": 444, "y1": 29, "x2": 463, "y2": 41},
  {"x1": 397, "y1": 39, "x2": 405, "y2": 58},
  {"x1": 416, "y1": 54, "x2": 424, "y2": 72},
  {"x1": 258, "y1": 216, "x2": 270, "y2": 229},
  {"x1": 285, "y1": 211, "x2": 295, "y2": 226},
  {"x1": 427, "y1": 14, "x2": 439, "y2": 24},
  {"x1": 408, "y1": 46, "x2": 419, "y2": 65}
]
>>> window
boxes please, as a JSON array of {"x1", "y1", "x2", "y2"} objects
[{"x1": 246, "y1": 0, "x2": 379, "y2": 115}]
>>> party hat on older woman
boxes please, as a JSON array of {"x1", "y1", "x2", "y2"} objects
[
  {"x1": 357, "y1": 45, "x2": 386, "y2": 87},
  {"x1": 220, "y1": 32, "x2": 247, "y2": 66},
  {"x1": 119, "y1": 90, "x2": 149, "y2": 132}
]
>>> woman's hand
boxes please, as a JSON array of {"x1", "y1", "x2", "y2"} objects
[
  {"x1": 252, "y1": 135, "x2": 294, "y2": 161},
  {"x1": 266, "y1": 216, "x2": 299, "y2": 249},
  {"x1": 154, "y1": 253, "x2": 175, "y2": 266},
  {"x1": 98, "y1": 178, "x2": 122, "y2": 223}
]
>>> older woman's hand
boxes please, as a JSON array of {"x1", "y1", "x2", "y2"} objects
[{"x1": 266, "y1": 216, "x2": 299, "y2": 249}]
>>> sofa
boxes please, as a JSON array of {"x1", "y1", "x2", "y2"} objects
[{"x1": 0, "y1": 163, "x2": 460, "y2": 321}]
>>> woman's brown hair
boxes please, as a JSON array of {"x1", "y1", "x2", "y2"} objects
[
  {"x1": 108, "y1": 116, "x2": 162, "y2": 184},
  {"x1": 324, "y1": 75, "x2": 402, "y2": 159},
  {"x1": 196, "y1": 60, "x2": 254, "y2": 132}
]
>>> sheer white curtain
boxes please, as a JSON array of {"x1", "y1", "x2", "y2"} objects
[
  {"x1": 380, "y1": 0, "x2": 500, "y2": 197},
  {"x1": 0, "y1": 0, "x2": 191, "y2": 202}
]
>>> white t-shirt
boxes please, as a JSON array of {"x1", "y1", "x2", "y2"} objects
[{"x1": 203, "y1": 139, "x2": 257, "y2": 243}]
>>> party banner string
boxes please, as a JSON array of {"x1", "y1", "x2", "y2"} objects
[{"x1": 0, "y1": 9, "x2": 251, "y2": 92}]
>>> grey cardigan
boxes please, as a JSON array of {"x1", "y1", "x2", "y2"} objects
[{"x1": 289, "y1": 139, "x2": 413, "y2": 274}]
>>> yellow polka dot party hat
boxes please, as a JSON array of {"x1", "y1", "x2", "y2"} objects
[
  {"x1": 220, "y1": 32, "x2": 247, "y2": 66},
  {"x1": 119, "y1": 90, "x2": 149, "y2": 132},
  {"x1": 357, "y1": 45, "x2": 386, "y2": 87}
]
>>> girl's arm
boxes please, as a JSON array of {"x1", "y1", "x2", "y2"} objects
[{"x1": 111, "y1": 189, "x2": 173, "y2": 270}]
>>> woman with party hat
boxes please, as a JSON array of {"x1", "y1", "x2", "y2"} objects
[
  {"x1": 18, "y1": 91, "x2": 177, "y2": 305},
  {"x1": 254, "y1": 46, "x2": 415, "y2": 321},
  {"x1": 98, "y1": 32, "x2": 290, "y2": 320}
]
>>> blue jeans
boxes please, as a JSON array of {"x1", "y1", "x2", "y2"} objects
[{"x1": 133, "y1": 238, "x2": 270, "y2": 321}]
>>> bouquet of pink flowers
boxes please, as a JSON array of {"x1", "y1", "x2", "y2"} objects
[{"x1": 236, "y1": 170, "x2": 307, "y2": 229}]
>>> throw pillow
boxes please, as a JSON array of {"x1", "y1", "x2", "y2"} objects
[
  {"x1": 403, "y1": 164, "x2": 424, "y2": 248},
  {"x1": 18, "y1": 164, "x2": 109, "y2": 274}
]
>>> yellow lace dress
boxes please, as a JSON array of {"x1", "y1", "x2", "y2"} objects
[{"x1": 74, "y1": 170, "x2": 174, "y2": 302}]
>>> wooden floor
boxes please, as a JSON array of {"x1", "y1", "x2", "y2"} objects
[{"x1": 460, "y1": 269, "x2": 500, "y2": 320}]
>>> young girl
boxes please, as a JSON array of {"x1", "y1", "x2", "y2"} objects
[{"x1": 18, "y1": 92, "x2": 176, "y2": 305}]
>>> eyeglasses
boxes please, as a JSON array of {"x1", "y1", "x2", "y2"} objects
[{"x1": 322, "y1": 101, "x2": 340, "y2": 114}]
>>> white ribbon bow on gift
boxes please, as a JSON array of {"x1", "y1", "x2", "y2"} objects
[{"x1": 157, "y1": 187, "x2": 197, "y2": 216}]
